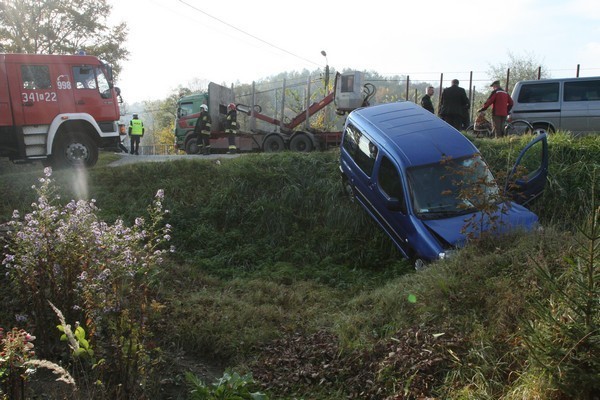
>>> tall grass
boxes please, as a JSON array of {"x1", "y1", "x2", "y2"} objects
[{"x1": 0, "y1": 133, "x2": 598, "y2": 399}]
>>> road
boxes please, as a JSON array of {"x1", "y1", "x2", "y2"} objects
[{"x1": 108, "y1": 153, "x2": 242, "y2": 167}]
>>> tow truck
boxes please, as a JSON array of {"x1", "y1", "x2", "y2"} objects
[{"x1": 174, "y1": 71, "x2": 376, "y2": 154}]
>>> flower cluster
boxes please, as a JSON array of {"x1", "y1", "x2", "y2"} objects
[
  {"x1": 1, "y1": 168, "x2": 173, "y2": 386},
  {"x1": 0, "y1": 327, "x2": 36, "y2": 371}
]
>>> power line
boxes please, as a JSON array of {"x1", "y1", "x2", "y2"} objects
[{"x1": 177, "y1": 0, "x2": 321, "y2": 68}]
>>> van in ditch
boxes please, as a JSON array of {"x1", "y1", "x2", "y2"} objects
[
  {"x1": 339, "y1": 101, "x2": 548, "y2": 268},
  {"x1": 509, "y1": 76, "x2": 600, "y2": 135}
]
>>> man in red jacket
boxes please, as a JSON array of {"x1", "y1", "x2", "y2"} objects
[{"x1": 478, "y1": 80, "x2": 514, "y2": 138}]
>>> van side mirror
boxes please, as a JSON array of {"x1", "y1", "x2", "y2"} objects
[{"x1": 385, "y1": 198, "x2": 406, "y2": 213}]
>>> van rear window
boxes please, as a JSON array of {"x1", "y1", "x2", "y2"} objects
[
  {"x1": 517, "y1": 83, "x2": 559, "y2": 103},
  {"x1": 342, "y1": 124, "x2": 377, "y2": 176},
  {"x1": 564, "y1": 80, "x2": 600, "y2": 102}
]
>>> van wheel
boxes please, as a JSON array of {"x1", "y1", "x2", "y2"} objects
[
  {"x1": 414, "y1": 258, "x2": 428, "y2": 271},
  {"x1": 289, "y1": 133, "x2": 313, "y2": 152},
  {"x1": 53, "y1": 132, "x2": 98, "y2": 168},
  {"x1": 263, "y1": 134, "x2": 285, "y2": 152},
  {"x1": 185, "y1": 138, "x2": 200, "y2": 154},
  {"x1": 341, "y1": 176, "x2": 355, "y2": 202},
  {"x1": 532, "y1": 124, "x2": 554, "y2": 135}
]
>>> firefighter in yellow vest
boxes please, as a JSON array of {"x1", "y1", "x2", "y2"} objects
[
  {"x1": 128, "y1": 113, "x2": 144, "y2": 155},
  {"x1": 193, "y1": 104, "x2": 212, "y2": 155},
  {"x1": 225, "y1": 103, "x2": 238, "y2": 154}
]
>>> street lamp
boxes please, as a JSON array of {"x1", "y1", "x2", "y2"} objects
[{"x1": 321, "y1": 50, "x2": 329, "y2": 91}]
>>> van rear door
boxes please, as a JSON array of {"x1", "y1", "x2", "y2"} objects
[
  {"x1": 562, "y1": 79, "x2": 600, "y2": 134},
  {"x1": 505, "y1": 133, "x2": 549, "y2": 205}
]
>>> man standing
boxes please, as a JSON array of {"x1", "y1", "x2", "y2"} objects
[
  {"x1": 439, "y1": 79, "x2": 470, "y2": 130},
  {"x1": 478, "y1": 80, "x2": 514, "y2": 138},
  {"x1": 225, "y1": 103, "x2": 238, "y2": 154},
  {"x1": 420, "y1": 86, "x2": 435, "y2": 113},
  {"x1": 128, "y1": 113, "x2": 144, "y2": 155},
  {"x1": 194, "y1": 104, "x2": 212, "y2": 155}
]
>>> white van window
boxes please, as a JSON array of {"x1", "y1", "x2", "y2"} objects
[
  {"x1": 343, "y1": 124, "x2": 377, "y2": 176},
  {"x1": 517, "y1": 83, "x2": 559, "y2": 103},
  {"x1": 564, "y1": 80, "x2": 600, "y2": 102}
]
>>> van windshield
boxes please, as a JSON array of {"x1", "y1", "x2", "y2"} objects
[{"x1": 407, "y1": 154, "x2": 500, "y2": 219}]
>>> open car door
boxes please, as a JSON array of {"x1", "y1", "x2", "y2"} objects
[{"x1": 505, "y1": 132, "x2": 549, "y2": 206}]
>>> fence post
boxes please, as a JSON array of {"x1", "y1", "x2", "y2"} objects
[
  {"x1": 576, "y1": 64, "x2": 580, "y2": 77},
  {"x1": 468, "y1": 71, "x2": 473, "y2": 123},
  {"x1": 405, "y1": 75, "x2": 410, "y2": 101},
  {"x1": 437, "y1": 73, "x2": 444, "y2": 114}
]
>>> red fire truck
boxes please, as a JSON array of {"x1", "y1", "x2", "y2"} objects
[{"x1": 0, "y1": 53, "x2": 122, "y2": 167}]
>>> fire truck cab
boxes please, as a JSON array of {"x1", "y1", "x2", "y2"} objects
[{"x1": 0, "y1": 53, "x2": 121, "y2": 167}]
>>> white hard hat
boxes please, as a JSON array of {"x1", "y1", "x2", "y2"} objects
[{"x1": 200, "y1": 104, "x2": 208, "y2": 112}]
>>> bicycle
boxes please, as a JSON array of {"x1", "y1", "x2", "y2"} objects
[{"x1": 466, "y1": 118, "x2": 534, "y2": 138}]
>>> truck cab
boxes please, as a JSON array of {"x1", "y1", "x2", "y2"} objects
[{"x1": 0, "y1": 53, "x2": 121, "y2": 167}]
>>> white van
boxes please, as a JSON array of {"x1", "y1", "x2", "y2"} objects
[{"x1": 510, "y1": 76, "x2": 600, "y2": 135}]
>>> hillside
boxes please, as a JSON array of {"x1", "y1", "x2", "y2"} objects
[{"x1": 0, "y1": 134, "x2": 598, "y2": 399}]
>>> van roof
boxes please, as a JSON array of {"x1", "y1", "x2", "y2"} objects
[
  {"x1": 515, "y1": 76, "x2": 600, "y2": 85},
  {"x1": 348, "y1": 101, "x2": 478, "y2": 167}
]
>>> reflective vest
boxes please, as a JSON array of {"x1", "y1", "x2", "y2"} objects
[
  {"x1": 194, "y1": 112, "x2": 212, "y2": 135},
  {"x1": 130, "y1": 119, "x2": 144, "y2": 135},
  {"x1": 225, "y1": 110, "x2": 238, "y2": 134}
]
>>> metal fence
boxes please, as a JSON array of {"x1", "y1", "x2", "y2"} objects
[{"x1": 117, "y1": 144, "x2": 179, "y2": 156}]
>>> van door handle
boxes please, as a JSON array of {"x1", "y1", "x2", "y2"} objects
[
  {"x1": 23, "y1": 101, "x2": 34, "y2": 106},
  {"x1": 76, "y1": 100, "x2": 85, "y2": 105}
]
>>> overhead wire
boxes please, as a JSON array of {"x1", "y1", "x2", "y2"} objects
[{"x1": 176, "y1": 0, "x2": 322, "y2": 68}]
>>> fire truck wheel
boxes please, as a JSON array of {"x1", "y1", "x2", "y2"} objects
[
  {"x1": 262, "y1": 134, "x2": 285, "y2": 152},
  {"x1": 53, "y1": 132, "x2": 98, "y2": 168},
  {"x1": 185, "y1": 137, "x2": 200, "y2": 154},
  {"x1": 289, "y1": 133, "x2": 314, "y2": 152}
]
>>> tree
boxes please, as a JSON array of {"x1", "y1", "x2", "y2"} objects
[
  {"x1": 487, "y1": 51, "x2": 550, "y2": 91},
  {"x1": 0, "y1": 0, "x2": 129, "y2": 77}
]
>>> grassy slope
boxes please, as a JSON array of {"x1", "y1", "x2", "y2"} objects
[{"x1": 0, "y1": 134, "x2": 597, "y2": 399}]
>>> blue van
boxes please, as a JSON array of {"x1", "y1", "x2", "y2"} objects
[{"x1": 339, "y1": 101, "x2": 548, "y2": 268}]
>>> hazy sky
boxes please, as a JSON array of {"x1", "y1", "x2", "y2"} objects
[{"x1": 108, "y1": 0, "x2": 600, "y2": 104}]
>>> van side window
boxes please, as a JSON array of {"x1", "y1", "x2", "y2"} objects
[
  {"x1": 517, "y1": 83, "x2": 559, "y2": 103},
  {"x1": 21, "y1": 65, "x2": 51, "y2": 90},
  {"x1": 343, "y1": 124, "x2": 377, "y2": 176},
  {"x1": 72, "y1": 65, "x2": 97, "y2": 89},
  {"x1": 564, "y1": 80, "x2": 600, "y2": 102},
  {"x1": 378, "y1": 156, "x2": 407, "y2": 213}
]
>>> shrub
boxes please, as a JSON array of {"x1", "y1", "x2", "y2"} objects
[
  {"x1": 522, "y1": 200, "x2": 599, "y2": 398},
  {"x1": 2, "y1": 167, "x2": 172, "y2": 398}
]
